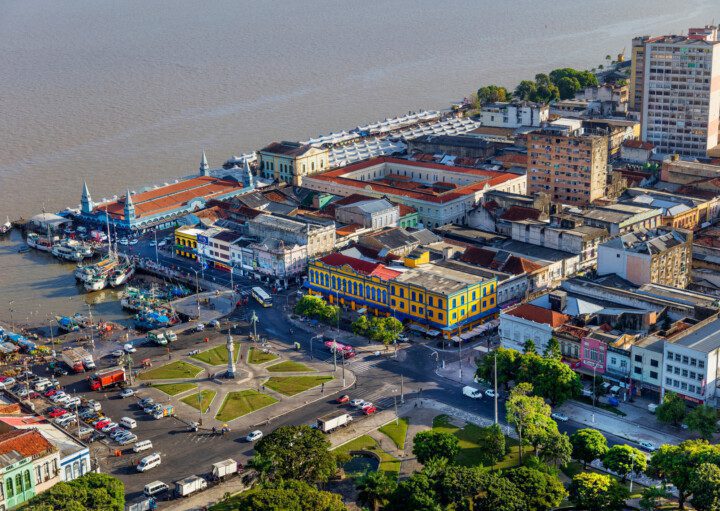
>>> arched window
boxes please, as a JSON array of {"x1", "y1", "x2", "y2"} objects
[
  {"x1": 15, "y1": 474, "x2": 22, "y2": 493},
  {"x1": 382, "y1": 290, "x2": 387, "y2": 303},
  {"x1": 371, "y1": 288, "x2": 376, "y2": 301},
  {"x1": 359, "y1": 284, "x2": 364, "y2": 297},
  {"x1": 65, "y1": 466, "x2": 72, "y2": 481},
  {"x1": 353, "y1": 282, "x2": 358, "y2": 295},
  {"x1": 331, "y1": 275, "x2": 336, "y2": 289},
  {"x1": 324, "y1": 274, "x2": 329, "y2": 287},
  {"x1": 6, "y1": 478, "x2": 13, "y2": 498},
  {"x1": 72, "y1": 462, "x2": 80, "y2": 479},
  {"x1": 23, "y1": 471, "x2": 29, "y2": 488}
]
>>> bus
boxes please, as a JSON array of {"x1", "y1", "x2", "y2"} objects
[{"x1": 251, "y1": 287, "x2": 272, "y2": 307}]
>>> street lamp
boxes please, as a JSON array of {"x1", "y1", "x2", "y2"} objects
[
  {"x1": 192, "y1": 269, "x2": 201, "y2": 321},
  {"x1": 249, "y1": 311, "x2": 259, "y2": 343}
]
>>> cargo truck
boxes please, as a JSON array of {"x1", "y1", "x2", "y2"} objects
[
  {"x1": 61, "y1": 347, "x2": 93, "y2": 373},
  {"x1": 174, "y1": 475, "x2": 207, "y2": 497},
  {"x1": 211, "y1": 459, "x2": 239, "y2": 481},
  {"x1": 317, "y1": 411, "x2": 352, "y2": 433},
  {"x1": 152, "y1": 404, "x2": 174, "y2": 419},
  {"x1": 89, "y1": 367, "x2": 126, "y2": 391}
]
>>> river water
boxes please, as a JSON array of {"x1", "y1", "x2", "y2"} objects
[{"x1": 1, "y1": 0, "x2": 718, "y2": 324}]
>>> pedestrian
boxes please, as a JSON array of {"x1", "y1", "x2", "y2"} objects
[{"x1": 212, "y1": 426, "x2": 216, "y2": 435}]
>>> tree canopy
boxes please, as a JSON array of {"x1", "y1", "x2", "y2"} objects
[
  {"x1": 26, "y1": 473, "x2": 124, "y2": 511},
  {"x1": 229, "y1": 479, "x2": 346, "y2": 511},
  {"x1": 357, "y1": 471, "x2": 397, "y2": 511},
  {"x1": 294, "y1": 295, "x2": 339, "y2": 324},
  {"x1": 656, "y1": 392, "x2": 687, "y2": 426},
  {"x1": 570, "y1": 428, "x2": 608, "y2": 468},
  {"x1": 477, "y1": 85, "x2": 509, "y2": 105},
  {"x1": 412, "y1": 430, "x2": 460, "y2": 465},
  {"x1": 690, "y1": 463, "x2": 720, "y2": 511},
  {"x1": 351, "y1": 316, "x2": 404, "y2": 346},
  {"x1": 568, "y1": 472, "x2": 629, "y2": 511},
  {"x1": 506, "y1": 382, "x2": 551, "y2": 462},
  {"x1": 505, "y1": 466, "x2": 567, "y2": 511},
  {"x1": 685, "y1": 405, "x2": 718, "y2": 440},
  {"x1": 602, "y1": 444, "x2": 647, "y2": 481}
]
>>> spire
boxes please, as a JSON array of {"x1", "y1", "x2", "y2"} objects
[
  {"x1": 226, "y1": 330, "x2": 236, "y2": 378},
  {"x1": 200, "y1": 150, "x2": 209, "y2": 176},
  {"x1": 81, "y1": 180, "x2": 93, "y2": 214},
  {"x1": 242, "y1": 158, "x2": 254, "y2": 189},
  {"x1": 124, "y1": 189, "x2": 136, "y2": 223}
]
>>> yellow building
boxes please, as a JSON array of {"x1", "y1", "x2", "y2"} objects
[
  {"x1": 174, "y1": 226, "x2": 204, "y2": 260},
  {"x1": 258, "y1": 141, "x2": 330, "y2": 186},
  {"x1": 306, "y1": 252, "x2": 498, "y2": 338}
]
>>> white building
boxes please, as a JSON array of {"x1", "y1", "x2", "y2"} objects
[
  {"x1": 499, "y1": 303, "x2": 570, "y2": 353},
  {"x1": 479, "y1": 101, "x2": 549, "y2": 128},
  {"x1": 335, "y1": 198, "x2": 399, "y2": 229},
  {"x1": 630, "y1": 336, "x2": 665, "y2": 394}
]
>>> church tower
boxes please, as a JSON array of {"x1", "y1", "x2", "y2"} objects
[
  {"x1": 124, "y1": 189, "x2": 136, "y2": 225},
  {"x1": 200, "y1": 150, "x2": 210, "y2": 176},
  {"x1": 242, "y1": 158, "x2": 254, "y2": 189},
  {"x1": 81, "y1": 181, "x2": 93, "y2": 214}
]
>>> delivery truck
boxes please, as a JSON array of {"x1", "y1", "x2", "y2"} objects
[
  {"x1": 89, "y1": 367, "x2": 126, "y2": 391},
  {"x1": 61, "y1": 347, "x2": 93, "y2": 373},
  {"x1": 174, "y1": 475, "x2": 207, "y2": 497},
  {"x1": 211, "y1": 459, "x2": 239, "y2": 481},
  {"x1": 152, "y1": 404, "x2": 175, "y2": 419},
  {"x1": 317, "y1": 411, "x2": 352, "y2": 433}
]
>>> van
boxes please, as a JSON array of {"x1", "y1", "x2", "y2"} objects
[
  {"x1": 137, "y1": 453, "x2": 161, "y2": 472},
  {"x1": 462, "y1": 386, "x2": 482, "y2": 399},
  {"x1": 119, "y1": 417, "x2": 137, "y2": 429},
  {"x1": 33, "y1": 379, "x2": 52, "y2": 391},
  {"x1": 143, "y1": 481, "x2": 169, "y2": 497},
  {"x1": 133, "y1": 440, "x2": 153, "y2": 453}
]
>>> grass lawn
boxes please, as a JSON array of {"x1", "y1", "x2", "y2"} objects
[
  {"x1": 379, "y1": 417, "x2": 409, "y2": 450},
  {"x1": 215, "y1": 390, "x2": 278, "y2": 422},
  {"x1": 138, "y1": 360, "x2": 202, "y2": 380},
  {"x1": 247, "y1": 347, "x2": 280, "y2": 364},
  {"x1": 432, "y1": 414, "x2": 520, "y2": 469},
  {"x1": 264, "y1": 375, "x2": 333, "y2": 396},
  {"x1": 152, "y1": 382, "x2": 198, "y2": 396},
  {"x1": 181, "y1": 390, "x2": 217, "y2": 413},
  {"x1": 190, "y1": 342, "x2": 240, "y2": 366},
  {"x1": 209, "y1": 496, "x2": 244, "y2": 511},
  {"x1": 333, "y1": 434, "x2": 400, "y2": 479},
  {"x1": 266, "y1": 360, "x2": 314, "y2": 373}
]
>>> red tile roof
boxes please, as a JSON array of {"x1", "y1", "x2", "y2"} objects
[
  {"x1": 622, "y1": 140, "x2": 655, "y2": 150},
  {"x1": 504, "y1": 303, "x2": 569, "y2": 327},
  {"x1": 499, "y1": 206, "x2": 541, "y2": 222},
  {"x1": 0, "y1": 428, "x2": 55, "y2": 458},
  {"x1": 495, "y1": 153, "x2": 528, "y2": 168},
  {"x1": 397, "y1": 204, "x2": 417, "y2": 216},
  {"x1": 336, "y1": 224, "x2": 364, "y2": 236},
  {"x1": 555, "y1": 324, "x2": 590, "y2": 340},
  {"x1": 318, "y1": 253, "x2": 401, "y2": 280},
  {"x1": 459, "y1": 247, "x2": 542, "y2": 274}
]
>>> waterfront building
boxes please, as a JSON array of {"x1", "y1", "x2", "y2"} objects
[
  {"x1": 478, "y1": 101, "x2": 548, "y2": 129},
  {"x1": 258, "y1": 141, "x2": 329, "y2": 186},
  {"x1": 526, "y1": 119, "x2": 608, "y2": 204},
  {"x1": 407, "y1": 134, "x2": 500, "y2": 159},
  {"x1": 246, "y1": 214, "x2": 336, "y2": 258},
  {"x1": 306, "y1": 252, "x2": 498, "y2": 338},
  {"x1": 639, "y1": 30, "x2": 720, "y2": 157},
  {"x1": 302, "y1": 156, "x2": 526, "y2": 228},
  {"x1": 174, "y1": 226, "x2": 204, "y2": 260},
  {"x1": 597, "y1": 227, "x2": 692, "y2": 288},
  {"x1": 79, "y1": 153, "x2": 254, "y2": 232}
]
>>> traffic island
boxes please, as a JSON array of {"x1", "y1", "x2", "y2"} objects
[
  {"x1": 333, "y1": 435, "x2": 400, "y2": 478},
  {"x1": 152, "y1": 382, "x2": 198, "y2": 396},
  {"x1": 214, "y1": 390, "x2": 278, "y2": 422},
  {"x1": 247, "y1": 347, "x2": 279, "y2": 365},
  {"x1": 266, "y1": 360, "x2": 314, "y2": 373},
  {"x1": 264, "y1": 375, "x2": 333, "y2": 396},
  {"x1": 137, "y1": 360, "x2": 203, "y2": 380},
  {"x1": 190, "y1": 342, "x2": 241, "y2": 366},
  {"x1": 379, "y1": 417, "x2": 410, "y2": 450},
  {"x1": 181, "y1": 390, "x2": 217, "y2": 413}
]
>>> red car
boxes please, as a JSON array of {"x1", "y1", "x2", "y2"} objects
[
  {"x1": 363, "y1": 406, "x2": 377, "y2": 415},
  {"x1": 44, "y1": 389, "x2": 58, "y2": 397},
  {"x1": 48, "y1": 408, "x2": 67, "y2": 418},
  {"x1": 94, "y1": 419, "x2": 111, "y2": 430},
  {"x1": 336, "y1": 395, "x2": 350, "y2": 404},
  {"x1": 28, "y1": 392, "x2": 40, "y2": 399}
]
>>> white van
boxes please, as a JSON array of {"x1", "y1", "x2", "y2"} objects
[
  {"x1": 133, "y1": 440, "x2": 153, "y2": 453},
  {"x1": 462, "y1": 386, "x2": 482, "y2": 399},
  {"x1": 33, "y1": 379, "x2": 52, "y2": 391},
  {"x1": 143, "y1": 481, "x2": 169, "y2": 497},
  {"x1": 137, "y1": 453, "x2": 161, "y2": 472},
  {"x1": 119, "y1": 417, "x2": 137, "y2": 429}
]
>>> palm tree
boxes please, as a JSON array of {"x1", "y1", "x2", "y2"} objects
[
  {"x1": 357, "y1": 471, "x2": 397, "y2": 511},
  {"x1": 248, "y1": 453, "x2": 274, "y2": 484}
]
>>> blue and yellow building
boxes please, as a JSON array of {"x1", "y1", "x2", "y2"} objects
[
  {"x1": 174, "y1": 226, "x2": 204, "y2": 260},
  {"x1": 306, "y1": 252, "x2": 498, "y2": 338}
]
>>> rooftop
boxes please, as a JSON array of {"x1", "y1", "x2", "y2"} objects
[
  {"x1": 670, "y1": 315, "x2": 720, "y2": 353},
  {"x1": 317, "y1": 253, "x2": 402, "y2": 281},
  {"x1": 503, "y1": 303, "x2": 570, "y2": 327},
  {"x1": 601, "y1": 228, "x2": 689, "y2": 255},
  {"x1": 394, "y1": 262, "x2": 494, "y2": 295},
  {"x1": 0, "y1": 428, "x2": 56, "y2": 459},
  {"x1": 259, "y1": 141, "x2": 317, "y2": 157}
]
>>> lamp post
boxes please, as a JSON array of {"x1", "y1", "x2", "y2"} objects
[
  {"x1": 250, "y1": 311, "x2": 258, "y2": 343},
  {"x1": 192, "y1": 269, "x2": 201, "y2": 321},
  {"x1": 153, "y1": 230, "x2": 159, "y2": 265}
]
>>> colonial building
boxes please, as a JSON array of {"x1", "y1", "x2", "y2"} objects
[
  {"x1": 246, "y1": 214, "x2": 336, "y2": 258},
  {"x1": 335, "y1": 198, "x2": 399, "y2": 229},
  {"x1": 258, "y1": 141, "x2": 329, "y2": 186},
  {"x1": 478, "y1": 101, "x2": 549, "y2": 129},
  {"x1": 499, "y1": 302, "x2": 570, "y2": 353}
]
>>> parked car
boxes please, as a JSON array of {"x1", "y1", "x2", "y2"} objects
[
  {"x1": 48, "y1": 408, "x2": 67, "y2": 418},
  {"x1": 118, "y1": 433, "x2": 138, "y2": 445},
  {"x1": 363, "y1": 406, "x2": 377, "y2": 415},
  {"x1": 111, "y1": 349, "x2": 124, "y2": 357},
  {"x1": 639, "y1": 440, "x2": 657, "y2": 452},
  {"x1": 138, "y1": 398, "x2": 154, "y2": 408},
  {"x1": 350, "y1": 399, "x2": 365, "y2": 408},
  {"x1": 484, "y1": 389, "x2": 497, "y2": 398},
  {"x1": 551, "y1": 412, "x2": 569, "y2": 422},
  {"x1": 120, "y1": 388, "x2": 135, "y2": 398},
  {"x1": 101, "y1": 422, "x2": 119, "y2": 433},
  {"x1": 66, "y1": 397, "x2": 82, "y2": 408},
  {"x1": 336, "y1": 395, "x2": 350, "y2": 404},
  {"x1": 123, "y1": 343, "x2": 136, "y2": 353},
  {"x1": 44, "y1": 389, "x2": 59, "y2": 398},
  {"x1": 246, "y1": 430, "x2": 263, "y2": 442},
  {"x1": 28, "y1": 391, "x2": 41, "y2": 399},
  {"x1": 94, "y1": 419, "x2": 111, "y2": 430}
]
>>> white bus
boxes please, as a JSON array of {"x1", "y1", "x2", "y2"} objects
[{"x1": 251, "y1": 287, "x2": 272, "y2": 307}]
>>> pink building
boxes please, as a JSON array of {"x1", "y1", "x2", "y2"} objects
[{"x1": 580, "y1": 334, "x2": 608, "y2": 374}]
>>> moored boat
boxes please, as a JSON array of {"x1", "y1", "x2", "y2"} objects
[
  {"x1": 84, "y1": 275, "x2": 107, "y2": 292},
  {"x1": 26, "y1": 232, "x2": 54, "y2": 252},
  {"x1": 0, "y1": 217, "x2": 11, "y2": 237},
  {"x1": 108, "y1": 262, "x2": 135, "y2": 287},
  {"x1": 55, "y1": 315, "x2": 81, "y2": 332},
  {"x1": 52, "y1": 244, "x2": 84, "y2": 262}
]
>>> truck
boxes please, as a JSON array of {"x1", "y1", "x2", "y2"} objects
[
  {"x1": 61, "y1": 347, "x2": 93, "y2": 373},
  {"x1": 147, "y1": 331, "x2": 168, "y2": 346},
  {"x1": 152, "y1": 404, "x2": 174, "y2": 419},
  {"x1": 174, "y1": 475, "x2": 207, "y2": 497},
  {"x1": 462, "y1": 386, "x2": 482, "y2": 399},
  {"x1": 211, "y1": 459, "x2": 239, "y2": 481},
  {"x1": 89, "y1": 367, "x2": 126, "y2": 391},
  {"x1": 82, "y1": 356, "x2": 96, "y2": 370},
  {"x1": 317, "y1": 411, "x2": 353, "y2": 433}
]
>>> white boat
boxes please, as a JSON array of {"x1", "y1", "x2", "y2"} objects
[
  {"x1": 26, "y1": 232, "x2": 54, "y2": 252},
  {"x1": 52, "y1": 244, "x2": 84, "y2": 262},
  {"x1": 64, "y1": 239, "x2": 94, "y2": 258},
  {"x1": 75, "y1": 255, "x2": 118, "y2": 282},
  {"x1": 108, "y1": 263, "x2": 135, "y2": 287},
  {"x1": 84, "y1": 275, "x2": 107, "y2": 292},
  {"x1": 0, "y1": 217, "x2": 11, "y2": 237}
]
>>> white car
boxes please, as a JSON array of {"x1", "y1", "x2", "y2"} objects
[
  {"x1": 120, "y1": 388, "x2": 135, "y2": 398},
  {"x1": 639, "y1": 440, "x2": 657, "y2": 452},
  {"x1": 111, "y1": 349, "x2": 124, "y2": 357},
  {"x1": 123, "y1": 343, "x2": 136, "y2": 353},
  {"x1": 350, "y1": 399, "x2": 366, "y2": 408},
  {"x1": 119, "y1": 238, "x2": 129, "y2": 246},
  {"x1": 129, "y1": 239, "x2": 138, "y2": 245},
  {"x1": 101, "y1": 422, "x2": 119, "y2": 433},
  {"x1": 149, "y1": 240, "x2": 157, "y2": 246},
  {"x1": 484, "y1": 389, "x2": 497, "y2": 398},
  {"x1": 246, "y1": 430, "x2": 263, "y2": 442},
  {"x1": 551, "y1": 412, "x2": 569, "y2": 422},
  {"x1": 66, "y1": 397, "x2": 82, "y2": 408},
  {"x1": 158, "y1": 240, "x2": 167, "y2": 247},
  {"x1": 50, "y1": 392, "x2": 68, "y2": 403}
]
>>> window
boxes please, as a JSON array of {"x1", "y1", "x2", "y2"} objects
[
  {"x1": 689, "y1": 385, "x2": 696, "y2": 393},
  {"x1": 65, "y1": 466, "x2": 72, "y2": 481},
  {"x1": 610, "y1": 357, "x2": 617, "y2": 365},
  {"x1": 428, "y1": 297, "x2": 434, "y2": 307},
  {"x1": 23, "y1": 471, "x2": 29, "y2": 488},
  {"x1": 667, "y1": 351, "x2": 674, "y2": 360},
  {"x1": 35, "y1": 466, "x2": 41, "y2": 483},
  {"x1": 681, "y1": 382, "x2": 688, "y2": 390},
  {"x1": 682, "y1": 356, "x2": 689, "y2": 364},
  {"x1": 650, "y1": 371, "x2": 658, "y2": 379},
  {"x1": 15, "y1": 474, "x2": 22, "y2": 493},
  {"x1": 6, "y1": 478, "x2": 13, "y2": 498},
  {"x1": 460, "y1": 296, "x2": 465, "y2": 305},
  {"x1": 411, "y1": 291, "x2": 416, "y2": 301},
  {"x1": 635, "y1": 355, "x2": 642, "y2": 363},
  {"x1": 690, "y1": 371, "x2": 696, "y2": 379},
  {"x1": 438, "y1": 313, "x2": 444, "y2": 320},
  {"x1": 471, "y1": 304, "x2": 477, "y2": 312},
  {"x1": 452, "y1": 299, "x2": 456, "y2": 308},
  {"x1": 419, "y1": 308, "x2": 424, "y2": 315},
  {"x1": 682, "y1": 369, "x2": 688, "y2": 377},
  {"x1": 428, "y1": 311, "x2": 434, "y2": 318},
  {"x1": 666, "y1": 364, "x2": 672, "y2": 372},
  {"x1": 452, "y1": 312, "x2": 457, "y2": 320},
  {"x1": 651, "y1": 359, "x2": 658, "y2": 367},
  {"x1": 411, "y1": 305, "x2": 416, "y2": 313},
  {"x1": 472, "y1": 291, "x2": 476, "y2": 300},
  {"x1": 674, "y1": 367, "x2": 680, "y2": 375},
  {"x1": 391, "y1": 299, "x2": 396, "y2": 306},
  {"x1": 699, "y1": 360, "x2": 705, "y2": 369},
  {"x1": 634, "y1": 367, "x2": 642, "y2": 375}
]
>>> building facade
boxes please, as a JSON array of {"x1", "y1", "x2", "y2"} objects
[
  {"x1": 174, "y1": 226, "x2": 204, "y2": 260},
  {"x1": 258, "y1": 141, "x2": 329, "y2": 186},
  {"x1": 246, "y1": 214, "x2": 336, "y2": 258},
  {"x1": 527, "y1": 122, "x2": 608, "y2": 204},
  {"x1": 499, "y1": 303, "x2": 569, "y2": 353},
  {"x1": 335, "y1": 199, "x2": 399, "y2": 229},
  {"x1": 479, "y1": 101, "x2": 549, "y2": 128}
]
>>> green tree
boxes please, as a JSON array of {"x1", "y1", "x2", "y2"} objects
[
  {"x1": 26, "y1": 473, "x2": 125, "y2": 511},
  {"x1": 685, "y1": 405, "x2": 718, "y2": 440},
  {"x1": 478, "y1": 424, "x2": 506, "y2": 466},
  {"x1": 413, "y1": 430, "x2": 460, "y2": 465},
  {"x1": 371, "y1": 317, "x2": 403, "y2": 346},
  {"x1": 569, "y1": 472, "x2": 629, "y2": 511},
  {"x1": 437, "y1": 465, "x2": 487, "y2": 511},
  {"x1": 477, "y1": 85, "x2": 508, "y2": 105},
  {"x1": 472, "y1": 472, "x2": 525, "y2": 511},
  {"x1": 647, "y1": 440, "x2": 720, "y2": 510},
  {"x1": 357, "y1": 471, "x2": 397, "y2": 511},
  {"x1": 557, "y1": 76, "x2": 582, "y2": 99},
  {"x1": 522, "y1": 339, "x2": 537, "y2": 354},
  {"x1": 639, "y1": 486, "x2": 670, "y2": 511},
  {"x1": 532, "y1": 357, "x2": 582, "y2": 406},
  {"x1": 386, "y1": 472, "x2": 441, "y2": 511},
  {"x1": 506, "y1": 382, "x2": 551, "y2": 463},
  {"x1": 475, "y1": 347, "x2": 519, "y2": 390},
  {"x1": 253, "y1": 425, "x2": 337, "y2": 483},
  {"x1": 229, "y1": 479, "x2": 346, "y2": 511},
  {"x1": 539, "y1": 431, "x2": 573, "y2": 468},
  {"x1": 295, "y1": 295, "x2": 328, "y2": 318},
  {"x1": 690, "y1": 463, "x2": 720, "y2": 511},
  {"x1": 602, "y1": 444, "x2": 647, "y2": 481},
  {"x1": 514, "y1": 80, "x2": 537, "y2": 101},
  {"x1": 543, "y1": 337, "x2": 561, "y2": 359},
  {"x1": 570, "y1": 428, "x2": 608, "y2": 468},
  {"x1": 577, "y1": 70, "x2": 599, "y2": 87},
  {"x1": 505, "y1": 466, "x2": 567, "y2": 511},
  {"x1": 351, "y1": 315, "x2": 369, "y2": 335},
  {"x1": 656, "y1": 392, "x2": 687, "y2": 427}
]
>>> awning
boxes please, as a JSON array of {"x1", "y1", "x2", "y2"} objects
[
  {"x1": 610, "y1": 385, "x2": 621, "y2": 393},
  {"x1": 426, "y1": 330, "x2": 441, "y2": 337},
  {"x1": 409, "y1": 324, "x2": 428, "y2": 333},
  {"x1": 356, "y1": 308, "x2": 367, "y2": 314}
]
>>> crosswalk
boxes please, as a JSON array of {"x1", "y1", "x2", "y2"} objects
[{"x1": 318, "y1": 353, "x2": 377, "y2": 375}]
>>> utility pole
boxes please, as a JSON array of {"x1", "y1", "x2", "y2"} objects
[
  {"x1": 153, "y1": 230, "x2": 158, "y2": 265},
  {"x1": 400, "y1": 373, "x2": 404, "y2": 404},
  {"x1": 341, "y1": 350, "x2": 345, "y2": 387},
  {"x1": 193, "y1": 269, "x2": 201, "y2": 321},
  {"x1": 394, "y1": 395, "x2": 398, "y2": 425},
  {"x1": 494, "y1": 351, "x2": 499, "y2": 424},
  {"x1": 333, "y1": 344, "x2": 337, "y2": 372}
]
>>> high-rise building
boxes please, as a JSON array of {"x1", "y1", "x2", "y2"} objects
[
  {"x1": 629, "y1": 35, "x2": 650, "y2": 114},
  {"x1": 639, "y1": 28, "x2": 720, "y2": 157},
  {"x1": 526, "y1": 120, "x2": 608, "y2": 204}
]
